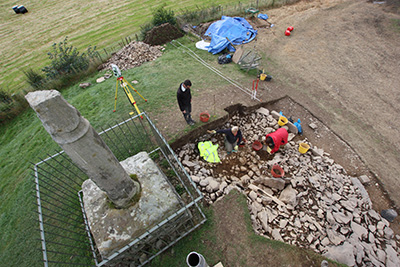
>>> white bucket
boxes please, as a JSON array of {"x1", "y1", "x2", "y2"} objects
[{"x1": 186, "y1": 252, "x2": 209, "y2": 267}]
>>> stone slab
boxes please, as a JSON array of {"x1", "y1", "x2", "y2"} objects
[
  {"x1": 82, "y1": 151, "x2": 181, "y2": 258},
  {"x1": 232, "y1": 46, "x2": 244, "y2": 64},
  {"x1": 256, "y1": 107, "x2": 270, "y2": 116},
  {"x1": 350, "y1": 177, "x2": 372, "y2": 207}
]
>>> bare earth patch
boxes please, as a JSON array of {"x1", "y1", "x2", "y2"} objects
[
  {"x1": 248, "y1": 0, "x2": 400, "y2": 213},
  {"x1": 159, "y1": 0, "x2": 400, "y2": 231},
  {"x1": 147, "y1": 0, "x2": 400, "y2": 265}
]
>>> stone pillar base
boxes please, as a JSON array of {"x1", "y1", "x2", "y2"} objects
[{"x1": 82, "y1": 152, "x2": 181, "y2": 258}]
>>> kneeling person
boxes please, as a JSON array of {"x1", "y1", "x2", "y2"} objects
[
  {"x1": 208, "y1": 126, "x2": 243, "y2": 154},
  {"x1": 262, "y1": 128, "x2": 288, "y2": 154}
]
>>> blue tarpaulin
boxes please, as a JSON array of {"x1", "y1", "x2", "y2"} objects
[{"x1": 205, "y1": 16, "x2": 257, "y2": 54}]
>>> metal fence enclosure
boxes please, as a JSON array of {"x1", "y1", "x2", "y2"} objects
[{"x1": 33, "y1": 112, "x2": 206, "y2": 266}]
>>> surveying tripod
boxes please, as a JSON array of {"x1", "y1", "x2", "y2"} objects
[{"x1": 111, "y1": 64, "x2": 147, "y2": 118}]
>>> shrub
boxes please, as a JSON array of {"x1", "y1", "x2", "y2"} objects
[
  {"x1": 0, "y1": 90, "x2": 12, "y2": 104},
  {"x1": 152, "y1": 6, "x2": 177, "y2": 27},
  {"x1": 140, "y1": 6, "x2": 177, "y2": 41},
  {"x1": 5, "y1": 38, "x2": 101, "y2": 124},
  {"x1": 24, "y1": 68, "x2": 45, "y2": 89},
  {"x1": 23, "y1": 37, "x2": 101, "y2": 91},
  {"x1": 42, "y1": 37, "x2": 98, "y2": 79},
  {"x1": 0, "y1": 89, "x2": 28, "y2": 125},
  {"x1": 176, "y1": 4, "x2": 225, "y2": 26},
  {"x1": 140, "y1": 22, "x2": 155, "y2": 41}
]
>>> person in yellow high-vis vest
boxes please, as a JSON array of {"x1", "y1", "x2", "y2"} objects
[{"x1": 198, "y1": 141, "x2": 221, "y2": 163}]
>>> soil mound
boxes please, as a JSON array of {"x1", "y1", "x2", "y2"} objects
[{"x1": 144, "y1": 23, "x2": 184, "y2": 46}]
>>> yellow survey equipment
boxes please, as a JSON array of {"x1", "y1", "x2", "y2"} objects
[{"x1": 112, "y1": 64, "x2": 147, "y2": 118}]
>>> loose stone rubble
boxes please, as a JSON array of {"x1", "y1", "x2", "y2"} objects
[
  {"x1": 98, "y1": 41, "x2": 164, "y2": 72},
  {"x1": 175, "y1": 108, "x2": 400, "y2": 267}
]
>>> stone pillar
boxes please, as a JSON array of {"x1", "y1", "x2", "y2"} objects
[{"x1": 26, "y1": 90, "x2": 139, "y2": 208}]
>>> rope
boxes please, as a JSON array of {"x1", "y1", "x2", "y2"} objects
[{"x1": 170, "y1": 40, "x2": 261, "y2": 102}]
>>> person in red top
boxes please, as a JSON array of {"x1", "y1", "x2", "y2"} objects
[{"x1": 263, "y1": 128, "x2": 288, "y2": 154}]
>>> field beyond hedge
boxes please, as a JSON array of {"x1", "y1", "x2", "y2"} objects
[{"x1": 0, "y1": 0, "x2": 263, "y2": 94}]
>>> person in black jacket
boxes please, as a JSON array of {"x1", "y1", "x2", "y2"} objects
[
  {"x1": 208, "y1": 126, "x2": 243, "y2": 154},
  {"x1": 177, "y1": 80, "x2": 195, "y2": 125}
]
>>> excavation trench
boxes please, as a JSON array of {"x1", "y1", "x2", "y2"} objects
[{"x1": 170, "y1": 96, "x2": 400, "y2": 266}]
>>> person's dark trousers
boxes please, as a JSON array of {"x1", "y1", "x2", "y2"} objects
[{"x1": 183, "y1": 106, "x2": 194, "y2": 124}]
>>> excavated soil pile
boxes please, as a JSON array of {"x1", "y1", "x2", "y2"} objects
[{"x1": 144, "y1": 23, "x2": 184, "y2": 46}]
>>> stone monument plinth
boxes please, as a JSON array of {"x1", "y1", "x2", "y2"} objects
[
  {"x1": 27, "y1": 89, "x2": 200, "y2": 266},
  {"x1": 25, "y1": 90, "x2": 139, "y2": 208},
  {"x1": 82, "y1": 151, "x2": 181, "y2": 258}
]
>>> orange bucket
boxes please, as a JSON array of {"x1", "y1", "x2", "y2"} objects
[
  {"x1": 271, "y1": 164, "x2": 284, "y2": 178},
  {"x1": 252, "y1": 140, "x2": 263, "y2": 151},
  {"x1": 239, "y1": 138, "x2": 247, "y2": 147},
  {"x1": 199, "y1": 112, "x2": 210, "y2": 122}
]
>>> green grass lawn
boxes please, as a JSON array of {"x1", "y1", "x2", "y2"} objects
[
  {"x1": 0, "y1": 0, "x2": 270, "y2": 94},
  {"x1": 0, "y1": 34, "x2": 340, "y2": 266},
  {"x1": 0, "y1": 35, "x2": 253, "y2": 266},
  {"x1": 0, "y1": 0, "x2": 300, "y2": 265}
]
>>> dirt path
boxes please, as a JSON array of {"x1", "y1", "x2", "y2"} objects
[
  {"x1": 143, "y1": 1, "x2": 400, "y2": 265},
  {"x1": 250, "y1": 0, "x2": 400, "y2": 210},
  {"x1": 159, "y1": 0, "x2": 400, "y2": 206}
]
